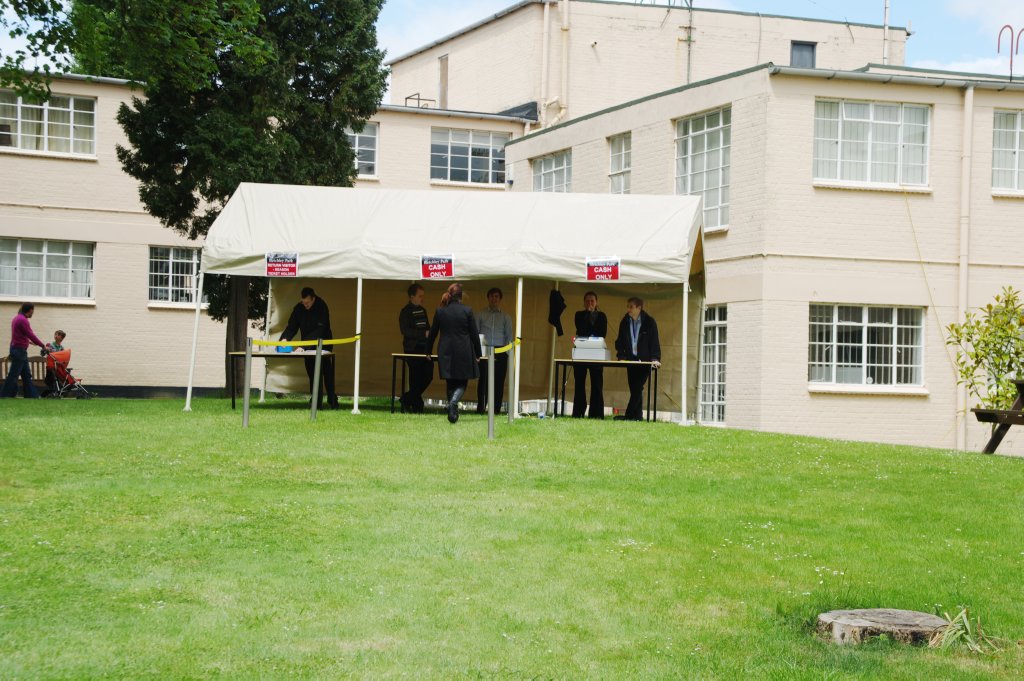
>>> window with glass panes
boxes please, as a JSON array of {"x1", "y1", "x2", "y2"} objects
[
  {"x1": 0, "y1": 90, "x2": 95, "y2": 155},
  {"x1": 345, "y1": 122, "x2": 378, "y2": 177},
  {"x1": 149, "y1": 247, "x2": 203, "y2": 303},
  {"x1": 0, "y1": 239, "x2": 94, "y2": 298},
  {"x1": 430, "y1": 128, "x2": 509, "y2": 184},
  {"x1": 675, "y1": 107, "x2": 730, "y2": 229},
  {"x1": 533, "y1": 149, "x2": 572, "y2": 192},
  {"x1": 813, "y1": 99, "x2": 929, "y2": 186},
  {"x1": 808, "y1": 304, "x2": 923, "y2": 385},
  {"x1": 609, "y1": 132, "x2": 631, "y2": 194},
  {"x1": 992, "y1": 110, "x2": 1024, "y2": 191},
  {"x1": 700, "y1": 305, "x2": 727, "y2": 423}
]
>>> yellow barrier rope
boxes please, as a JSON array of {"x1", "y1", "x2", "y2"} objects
[
  {"x1": 494, "y1": 338, "x2": 521, "y2": 355},
  {"x1": 253, "y1": 335, "x2": 361, "y2": 348}
]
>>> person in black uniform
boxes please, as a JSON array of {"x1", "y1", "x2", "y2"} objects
[
  {"x1": 614, "y1": 296, "x2": 661, "y2": 421},
  {"x1": 398, "y1": 283, "x2": 433, "y2": 413},
  {"x1": 280, "y1": 286, "x2": 339, "y2": 409},
  {"x1": 573, "y1": 291, "x2": 608, "y2": 419},
  {"x1": 427, "y1": 282, "x2": 483, "y2": 424}
]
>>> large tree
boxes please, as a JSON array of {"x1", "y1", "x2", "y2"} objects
[
  {"x1": 0, "y1": 0, "x2": 76, "y2": 96},
  {"x1": 71, "y1": 0, "x2": 389, "y2": 392}
]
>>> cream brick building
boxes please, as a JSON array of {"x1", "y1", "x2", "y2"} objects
[{"x1": 1, "y1": 77, "x2": 528, "y2": 394}]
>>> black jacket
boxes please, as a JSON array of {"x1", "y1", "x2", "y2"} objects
[
  {"x1": 574, "y1": 309, "x2": 608, "y2": 339},
  {"x1": 399, "y1": 302, "x2": 431, "y2": 353},
  {"x1": 615, "y1": 310, "x2": 660, "y2": 362},
  {"x1": 427, "y1": 302, "x2": 483, "y2": 380},
  {"x1": 281, "y1": 296, "x2": 333, "y2": 342}
]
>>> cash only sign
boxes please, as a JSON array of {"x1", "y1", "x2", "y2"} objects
[
  {"x1": 421, "y1": 254, "x2": 455, "y2": 279},
  {"x1": 586, "y1": 256, "x2": 620, "y2": 281}
]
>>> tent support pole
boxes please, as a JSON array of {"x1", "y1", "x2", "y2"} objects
[
  {"x1": 679, "y1": 281, "x2": 689, "y2": 425},
  {"x1": 184, "y1": 270, "x2": 205, "y2": 412},
  {"x1": 352, "y1": 277, "x2": 363, "y2": 414},
  {"x1": 545, "y1": 280, "x2": 559, "y2": 416},
  {"x1": 513, "y1": 276, "x2": 524, "y2": 419},
  {"x1": 259, "y1": 278, "x2": 273, "y2": 403}
]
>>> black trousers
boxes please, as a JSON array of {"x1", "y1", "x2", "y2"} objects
[
  {"x1": 303, "y1": 354, "x2": 337, "y2": 405},
  {"x1": 625, "y1": 364, "x2": 651, "y2": 421},
  {"x1": 572, "y1": 365, "x2": 604, "y2": 418},
  {"x1": 402, "y1": 357, "x2": 433, "y2": 412},
  {"x1": 476, "y1": 352, "x2": 508, "y2": 413}
]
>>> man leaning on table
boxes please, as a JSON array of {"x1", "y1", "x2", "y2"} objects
[
  {"x1": 280, "y1": 286, "x2": 339, "y2": 410},
  {"x1": 614, "y1": 297, "x2": 660, "y2": 421}
]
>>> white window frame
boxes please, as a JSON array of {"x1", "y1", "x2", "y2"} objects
[
  {"x1": 0, "y1": 238, "x2": 95, "y2": 300},
  {"x1": 813, "y1": 99, "x2": 930, "y2": 188},
  {"x1": 345, "y1": 122, "x2": 379, "y2": 178},
  {"x1": 533, "y1": 149, "x2": 572, "y2": 192},
  {"x1": 148, "y1": 246, "x2": 204, "y2": 304},
  {"x1": 0, "y1": 90, "x2": 97, "y2": 157},
  {"x1": 675, "y1": 106, "x2": 731, "y2": 231},
  {"x1": 700, "y1": 305, "x2": 727, "y2": 424},
  {"x1": 992, "y1": 110, "x2": 1024, "y2": 192},
  {"x1": 808, "y1": 304, "x2": 925, "y2": 388},
  {"x1": 609, "y1": 132, "x2": 631, "y2": 194},
  {"x1": 430, "y1": 127, "x2": 509, "y2": 185}
]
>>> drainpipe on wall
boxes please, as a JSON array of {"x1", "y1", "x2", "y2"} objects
[
  {"x1": 548, "y1": 0, "x2": 570, "y2": 127},
  {"x1": 686, "y1": 2, "x2": 694, "y2": 84},
  {"x1": 882, "y1": 0, "x2": 890, "y2": 65},
  {"x1": 956, "y1": 85, "x2": 975, "y2": 450},
  {"x1": 540, "y1": 0, "x2": 551, "y2": 127}
]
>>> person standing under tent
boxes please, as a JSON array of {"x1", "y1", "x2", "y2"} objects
[
  {"x1": 427, "y1": 283, "x2": 483, "y2": 424},
  {"x1": 614, "y1": 297, "x2": 661, "y2": 421},
  {"x1": 572, "y1": 291, "x2": 608, "y2": 418},
  {"x1": 2, "y1": 302, "x2": 47, "y2": 399},
  {"x1": 475, "y1": 287, "x2": 513, "y2": 414},
  {"x1": 280, "y1": 286, "x2": 339, "y2": 410},
  {"x1": 398, "y1": 284, "x2": 433, "y2": 413}
]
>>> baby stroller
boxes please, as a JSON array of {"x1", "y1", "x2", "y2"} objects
[{"x1": 43, "y1": 350, "x2": 92, "y2": 399}]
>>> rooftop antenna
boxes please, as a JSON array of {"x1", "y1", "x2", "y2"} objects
[{"x1": 997, "y1": 24, "x2": 1022, "y2": 81}]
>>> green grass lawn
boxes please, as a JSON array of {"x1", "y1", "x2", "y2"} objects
[{"x1": 1, "y1": 398, "x2": 1022, "y2": 678}]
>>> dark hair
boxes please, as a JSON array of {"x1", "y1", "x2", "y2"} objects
[
  {"x1": 20, "y1": 302, "x2": 34, "y2": 315},
  {"x1": 440, "y1": 282, "x2": 463, "y2": 307},
  {"x1": 55, "y1": 329, "x2": 66, "y2": 339},
  {"x1": 583, "y1": 291, "x2": 598, "y2": 300},
  {"x1": 300, "y1": 287, "x2": 316, "y2": 299},
  {"x1": 486, "y1": 287, "x2": 503, "y2": 299},
  {"x1": 407, "y1": 283, "x2": 424, "y2": 298},
  {"x1": 627, "y1": 296, "x2": 644, "y2": 308}
]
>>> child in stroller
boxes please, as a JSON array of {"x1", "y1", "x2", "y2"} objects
[{"x1": 42, "y1": 332, "x2": 92, "y2": 398}]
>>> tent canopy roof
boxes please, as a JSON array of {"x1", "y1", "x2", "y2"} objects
[{"x1": 202, "y1": 183, "x2": 703, "y2": 284}]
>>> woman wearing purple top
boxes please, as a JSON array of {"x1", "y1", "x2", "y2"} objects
[{"x1": 2, "y1": 302, "x2": 47, "y2": 398}]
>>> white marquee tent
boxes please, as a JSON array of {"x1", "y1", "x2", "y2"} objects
[{"x1": 185, "y1": 183, "x2": 705, "y2": 418}]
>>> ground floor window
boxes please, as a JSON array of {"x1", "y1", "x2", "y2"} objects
[
  {"x1": 149, "y1": 247, "x2": 202, "y2": 303},
  {"x1": 0, "y1": 238, "x2": 94, "y2": 299},
  {"x1": 700, "y1": 305, "x2": 727, "y2": 423},
  {"x1": 808, "y1": 304, "x2": 924, "y2": 385}
]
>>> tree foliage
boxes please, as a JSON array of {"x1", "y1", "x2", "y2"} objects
[
  {"x1": 946, "y1": 286, "x2": 1024, "y2": 410},
  {"x1": 0, "y1": 0, "x2": 76, "y2": 96}
]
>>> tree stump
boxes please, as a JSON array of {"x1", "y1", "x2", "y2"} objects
[{"x1": 817, "y1": 609, "x2": 947, "y2": 645}]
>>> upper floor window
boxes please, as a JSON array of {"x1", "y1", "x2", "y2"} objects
[
  {"x1": 533, "y1": 149, "x2": 572, "y2": 192},
  {"x1": 609, "y1": 132, "x2": 631, "y2": 194},
  {"x1": 0, "y1": 238, "x2": 94, "y2": 299},
  {"x1": 992, "y1": 110, "x2": 1024, "y2": 191},
  {"x1": 345, "y1": 122, "x2": 378, "y2": 177},
  {"x1": 430, "y1": 128, "x2": 509, "y2": 184},
  {"x1": 808, "y1": 304, "x2": 924, "y2": 386},
  {"x1": 675, "y1": 107, "x2": 730, "y2": 230},
  {"x1": 149, "y1": 247, "x2": 202, "y2": 303},
  {"x1": 0, "y1": 90, "x2": 96, "y2": 156},
  {"x1": 814, "y1": 99, "x2": 930, "y2": 187},
  {"x1": 791, "y1": 41, "x2": 816, "y2": 68}
]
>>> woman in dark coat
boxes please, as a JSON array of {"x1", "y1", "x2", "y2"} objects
[{"x1": 427, "y1": 283, "x2": 483, "y2": 423}]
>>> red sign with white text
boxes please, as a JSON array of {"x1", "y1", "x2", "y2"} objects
[
  {"x1": 266, "y1": 252, "x2": 298, "y2": 277},
  {"x1": 421, "y1": 254, "x2": 455, "y2": 279},
  {"x1": 586, "y1": 256, "x2": 620, "y2": 281}
]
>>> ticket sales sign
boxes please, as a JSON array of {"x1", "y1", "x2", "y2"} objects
[
  {"x1": 586, "y1": 256, "x2": 620, "y2": 281},
  {"x1": 421, "y1": 254, "x2": 455, "y2": 279},
  {"x1": 266, "y1": 252, "x2": 298, "y2": 277}
]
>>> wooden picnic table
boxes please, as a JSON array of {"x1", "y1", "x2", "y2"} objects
[{"x1": 971, "y1": 379, "x2": 1024, "y2": 454}]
